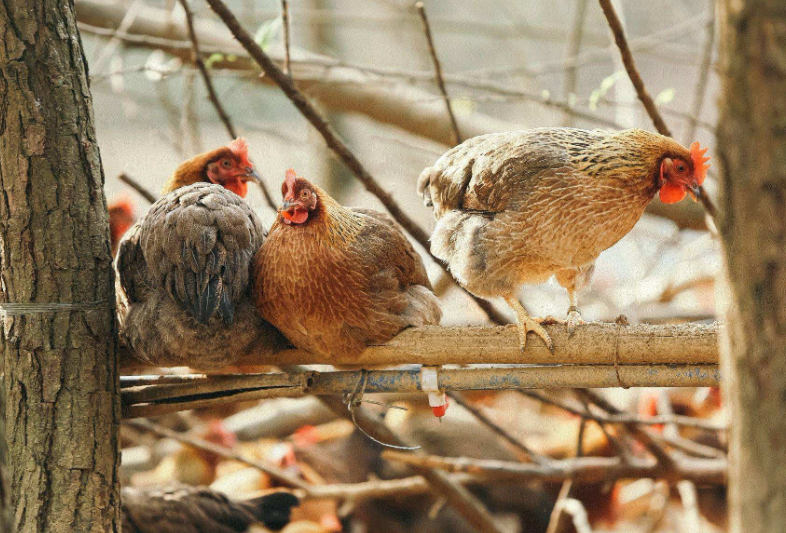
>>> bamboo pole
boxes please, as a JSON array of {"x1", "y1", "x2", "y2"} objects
[
  {"x1": 121, "y1": 322, "x2": 719, "y2": 370},
  {"x1": 121, "y1": 363, "x2": 719, "y2": 419}
]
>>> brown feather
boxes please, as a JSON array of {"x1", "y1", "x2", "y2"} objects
[{"x1": 161, "y1": 146, "x2": 232, "y2": 194}]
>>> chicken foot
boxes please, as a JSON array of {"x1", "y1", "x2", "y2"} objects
[
  {"x1": 556, "y1": 265, "x2": 594, "y2": 336},
  {"x1": 504, "y1": 296, "x2": 554, "y2": 353},
  {"x1": 566, "y1": 290, "x2": 587, "y2": 335}
]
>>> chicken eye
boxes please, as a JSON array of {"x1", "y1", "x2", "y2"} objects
[
  {"x1": 676, "y1": 162, "x2": 686, "y2": 173},
  {"x1": 221, "y1": 159, "x2": 232, "y2": 168},
  {"x1": 300, "y1": 190, "x2": 310, "y2": 199}
]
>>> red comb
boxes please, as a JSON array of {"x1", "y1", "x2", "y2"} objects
[
  {"x1": 690, "y1": 141, "x2": 710, "y2": 186},
  {"x1": 108, "y1": 195, "x2": 135, "y2": 215},
  {"x1": 228, "y1": 137, "x2": 252, "y2": 168},
  {"x1": 284, "y1": 168, "x2": 298, "y2": 186}
]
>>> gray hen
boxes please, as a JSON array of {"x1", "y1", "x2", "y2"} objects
[{"x1": 116, "y1": 183, "x2": 285, "y2": 370}]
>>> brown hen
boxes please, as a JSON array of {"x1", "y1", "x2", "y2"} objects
[
  {"x1": 115, "y1": 139, "x2": 286, "y2": 369},
  {"x1": 418, "y1": 128, "x2": 709, "y2": 350},
  {"x1": 253, "y1": 169, "x2": 441, "y2": 360}
]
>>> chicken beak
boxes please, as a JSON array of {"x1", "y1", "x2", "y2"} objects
[
  {"x1": 280, "y1": 199, "x2": 296, "y2": 211},
  {"x1": 244, "y1": 167, "x2": 262, "y2": 184},
  {"x1": 687, "y1": 183, "x2": 701, "y2": 202}
]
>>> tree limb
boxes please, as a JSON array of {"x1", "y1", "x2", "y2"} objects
[{"x1": 382, "y1": 451, "x2": 727, "y2": 485}]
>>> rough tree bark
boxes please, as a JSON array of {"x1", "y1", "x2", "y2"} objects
[
  {"x1": 0, "y1": 380, "x2": 9, "y2": 532},
  {"x1": 717, "y1": 2, "x2": 786, "y2": 532},
  {"x1": 0, "y1": 0, "x2": 121, "y2": 531}
]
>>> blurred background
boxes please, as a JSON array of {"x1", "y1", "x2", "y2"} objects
[
  {"x1": 82, "y1": 0, "x2": 725, "y2": 531},
  {"x1": 85, "y1": 0, "x2": 719, "y2": 326}
]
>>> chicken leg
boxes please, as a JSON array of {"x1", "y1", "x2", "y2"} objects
[
  {"x1": 504, "y1": 296, "x2": 554, "y2": 353},
  {"x1": 556, "y1": 264, "x2": 595, "y2": 335}
]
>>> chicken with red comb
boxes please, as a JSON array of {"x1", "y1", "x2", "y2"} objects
[
  {"x1": 115, "y1": 140, "x2": 285, "y2": 370},
  {"x1": 419, "y1": 128, "x2": 709, "y2": 352},
  {"x1": 252, "y1": 169, "x2": 441, "y2": 360}
]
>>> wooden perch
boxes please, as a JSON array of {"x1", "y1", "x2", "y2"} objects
[
  {"x1": 120, "y1": 366, "x2": 719, "y2": 419},
  {"x1": 226, "y1": 322, "x2": 717, "y2": 367}
]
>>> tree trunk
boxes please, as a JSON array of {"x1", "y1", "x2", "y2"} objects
[
  {"x1": 0, "y1": 0, "x2": 121, "y2": 531},
  {"x1": 717, "y1": 2, "x2": 786, "y2": 532},
  {"x1": 0, "y1": 379, "x2": 9, "y2": 532}
]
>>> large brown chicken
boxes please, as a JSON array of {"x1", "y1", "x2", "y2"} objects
[
  {"x1": 116, "y1": 139, "x2": 285, "y2": 369},
  {"x1": 253, "y1": 169, "x2": 442, "y2": 359},
  {"x1": 418, "y1": 128, "x2": 709, "y2": 350}
]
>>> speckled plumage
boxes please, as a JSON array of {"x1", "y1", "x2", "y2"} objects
[
  {"x1": 418, "y1": 127, "x2": 692, "y2": 303},
  {"x1": 253, "y1": 183, "x2": 442, "y2": 359},
  {"x1": 116, "y1": 183, "x2": 285, "y2": 369}
]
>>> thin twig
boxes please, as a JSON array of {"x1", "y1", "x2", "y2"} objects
[
  {"x1": 518, "y1": 390, "x2": 725, "y2": 431},
  {"x1": 415, "y1": 2, "x2": 461, "y2": 145},
  {"x1": 596, "y1": 0, "x2": 670, "y2": 136},
  {"x1": 118, "y1": 173, "x2": 158, "y2": 204},
  {"x1": 545, "y1": 415, "x2": 586, "y2": 533},
  {"x1": 448, "y1": 392, "x2": 550, "y2": 465},
  {"x1": 302, "y1": 472, "x2": 478, "y2": 501},
  {"x1": 562, "y1": 0, "x2": 588, "y2": 127},
  {"x1": 179, "y1": 0, "x2": 278, "y2": 211},
  {"x1": 575, "y1": 389, "x2": 673, "y2": 466},
  {"x1": 684, "y1": 7, "x2": 715, "y2": 144},
  {"x1": 597, "y1": 0, "x2": 717, "y2": 221},
  {"x1": 203, "y1": 0, "x2": 506, "y2": 324},
  {"x1": 125, "y1": 419, "x2": 312, "y2": 491},
  {"x1": 318, "y1": 396, "x2": 506, "y2": 533},
  {"x1": 181, "y1": 68, "x2": 203, "y2": 155},
  {"x1": 280, "y1": 0, "x2": 291, "y2": 78},
  {"x1": 179, "y1": 0, "x2": 237, "y2": 138}
]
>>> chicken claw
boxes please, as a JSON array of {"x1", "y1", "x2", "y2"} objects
[
  {"x1": 505, "y1": 297, "x2": 555, "y2": 353},
  {"x1": 566, "y1": 306, "x2": 586, "y2": 335}
]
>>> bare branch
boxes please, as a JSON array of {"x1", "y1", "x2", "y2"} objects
[
  {"x1": 448, "y1": 392, "x2": 550, "y2": 465},
  {"x1": 202, "y1": 0, "x2": 506, "y2": 324},
  {"x1": 118, "y1": 172, "x2": 158, "y2": 204},
  {"x1": 562, "y1": 0, "x2": 588, "y2": 127},
  {"x1": 518, "y1": 390, "x2": 725, "y2": 431},
  {"x1": 575, "y1": 389, "x2": 674, "y2": 466},
  {"x1": 178, "y1": 0, "x2": 278, "y2": 211},
  {"x1": 382, "y1": 450, "x2": 727, "y2": 485},
  {"x1": 415, "y1": 2, "x2": 461, "y2": 145},
  {"x1": 597, "y1": 0, "x2": 670, "y2": 136},
  {"x1": 125, "y1": 419, "x2": 311, "y2": 491},
  {"x1": 318, "y1": 396, "x2": 506, "y2": 533},
  {"x1": 684, "y1": 8, "x2": 715, "y2": 143},
  {"x1": 179, "y1": 0, "x2": 237, "y2": 138},
  {"x1": 280, "y1": 0, "x2": 291, "y2": 78},
  {"x1": 597, "y1": 0, "x2": 718, "y2": 221}
]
